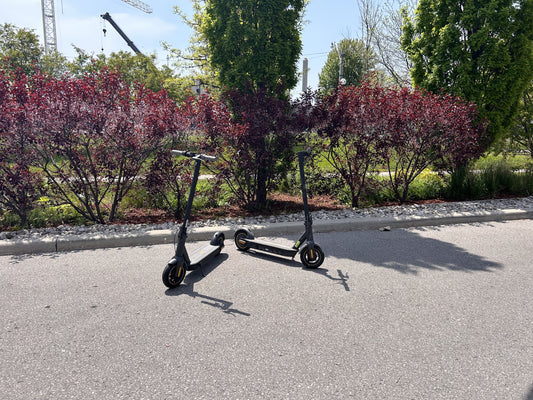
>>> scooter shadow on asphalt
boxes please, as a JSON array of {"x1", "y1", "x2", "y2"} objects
[
  {"x1": 164, "y1": 253, "x2": 251, "y2": 317},
  {"x1": 238, "y1": 247, "x2": 351, "y2": 291},
  {"x1": 525, "y1": 382, "x2": 533, "y2": 400},
  {"x1": 316, "y1": 226, "x2": 504, "y2": 275}
]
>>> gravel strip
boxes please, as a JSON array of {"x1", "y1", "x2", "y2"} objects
[{"x1": 2, "y1": 196, "x2": 533, "y2": 241}]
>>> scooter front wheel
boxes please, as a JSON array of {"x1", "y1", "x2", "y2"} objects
[
  {"x1": 300, "y1": 244, "x2": 324, "y2": 269},
  {"x1": 162, "y1": 261, "x2": 187, "y2": 288}
]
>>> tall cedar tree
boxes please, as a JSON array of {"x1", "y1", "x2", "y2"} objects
[
  {"x1": 511, "y1": 81, "x2": 533, "y2": 156},
  {"x1": 200, "y1": 0, "x2": 306, "y2": 208},
  {"x1": 202, "y1": 0, "x2": 305, "y2": 95},
  {"x1": 402, "y1": 0, "x2": 533, "y2": 144}
]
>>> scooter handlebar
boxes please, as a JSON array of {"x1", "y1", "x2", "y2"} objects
[{"x1": 171, "y1": 150, "x2": 217, "y2": 162}]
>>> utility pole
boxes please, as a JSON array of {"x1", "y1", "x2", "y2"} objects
[{"x1": 302, "y1": 57, "x2": 309, "y2": 92}]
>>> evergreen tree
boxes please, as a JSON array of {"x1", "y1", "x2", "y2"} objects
[
  {"x1": 402, "y1": 0, "x2": 533, "y2": 144},
  {"x1": 202, "y1": 0, "x2": 306, "y2": 96}
]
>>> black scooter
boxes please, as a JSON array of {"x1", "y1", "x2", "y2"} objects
[
  {"x1": 162, "y1": 150, "x2": 225, "y2": 288},
  {"x1": 234, "y1": 149, "x2": 325, "y2": 269}
]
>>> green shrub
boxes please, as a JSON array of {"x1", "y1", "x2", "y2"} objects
[
  {"x1": 1, "y1": 197, "x2": 88, "y2": 230},
  {"x1": 446, "y1": 165, "x2": 486, "y2": 200},
  {"x1": 192, "y1": 179, "x2": 223, "y2": 210},
  {"x1": 481, "y1": 161, "x2": 515, "y2": 197},
  {"x1": 407, "y1": 171, "x2": 447, "y2": 201},
  {"x1": 121, "y1": 183, "x2": 153, "y2": 209},
  {"x1": 357, "y1": 176, "x2": 395, "y2": 207},
  {"x1": 445, "y1": 159, "x2": 533, "y2": 200},
  {"x1": 510, "y1": 167, "x2": 533, "y2": 196}
]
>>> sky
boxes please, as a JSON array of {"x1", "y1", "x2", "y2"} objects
[{"x1": 1, "y1": 0, "x2": 364, "y2": 91}]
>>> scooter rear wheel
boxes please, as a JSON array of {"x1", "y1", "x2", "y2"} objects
[
  {"x1": 162, "y1": 261, "x2": 187, "y2": 288},
  {"x1": 234, "y1": 229, "x2": 251, "y2": 251},
  {"x1": 300, "y1": 244, "x2": 324, "y2": 269}
]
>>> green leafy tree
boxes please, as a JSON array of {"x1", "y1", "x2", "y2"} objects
[
  {"x1": 1, "y1": 23, "x2": 69, "y2": 77},
  {"x1": 39, "y1": 51, "x2": 69, "y2": 77},
  {"x1": 167, "y1": 1, "x2": 219, "y2": 93},
  {"x1": 402, "y1": 0, "x2": 533, "y2": 145},
  {"x1": 100, "y1": 51, "x2": 174, "y2": 94},
  {"x1": 66, "y1": 49, "x2": 165, "y2": 89},
  {"x1": 202, "y1": 0, "x2": 306, "y2": 96},
  {"x1": 0, "y1": 23, "x2": 42, "y2": 75},
  {"x1": 66, "y1": 47, "x2": 192, "y2": 101},
  {"x1": 318, "y1": 38, "x2": 377, "y2": 92}
]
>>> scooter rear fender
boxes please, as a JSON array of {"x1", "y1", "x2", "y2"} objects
[
  {"x1": 210, "y1": 231, "x2": 226, "y2": 246},
  {"x1": 235, "y1": 228, "x2": 254, "y2": 240}
]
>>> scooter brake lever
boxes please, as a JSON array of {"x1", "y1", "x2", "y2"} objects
[{"x1": 198, "y1": 154, "x2": 217, "y2": 162}]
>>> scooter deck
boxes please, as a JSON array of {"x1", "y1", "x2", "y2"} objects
[
  {"x1": 244, "y1": 238, "x2": 298, "y2": 257},
  {"x1": 189, "y1": 243, "x2": 223, "y2": 269}
]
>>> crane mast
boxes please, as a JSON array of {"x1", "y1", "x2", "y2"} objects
[{"x1": 41, "y1": 0, "x2": 57, "y2": 55}]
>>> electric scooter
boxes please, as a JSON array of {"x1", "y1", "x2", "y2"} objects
[
  {"x1": 162, "y1": 150, "x2": 225, "y2": 289},
  {"x1": 234, "y1": 149, "x2": 325, "y2": 269}
]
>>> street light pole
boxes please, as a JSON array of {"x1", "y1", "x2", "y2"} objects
[
  {"x1": 332, "y1": 42, "x2": 346, "y2": 85},
  {"x1": 339, "y1": 49, "x2": 345, "y2": 84}
]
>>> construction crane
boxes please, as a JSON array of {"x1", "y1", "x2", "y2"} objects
[
  {"x1": 120, "y1": 0, "x2": 152, "y2": 14},
  {"x1": 101, "y1": 12, "x2": 142, "y2": 55},
  {"x1": 41, "y1": 0, "x2": 152, "y2": 55}
]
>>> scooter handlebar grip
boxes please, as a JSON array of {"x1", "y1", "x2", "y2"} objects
[
  {"x1": 171, "y1": 150, "x2": 216, "y2": 162},
  {"x1": 171, "y1": 150, "x2": 193, "y2": 157},
  {"x1": 199, "y1": 154, "x2": 217, "y2": 162}
]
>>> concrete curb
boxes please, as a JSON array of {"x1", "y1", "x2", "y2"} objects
[{"x1": 1, "y1": 207, "x2": 532, "y2": 256}]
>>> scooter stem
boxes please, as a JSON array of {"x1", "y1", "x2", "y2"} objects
[
  {"x1": 182, "y1": 157, "x2": 202, "y2": 230},
  {"x1": 297, "y1": 150, "x2": 314, "y2": 243},
  {"x1": 176, "y1": 157, "x2": 202, "y2": 254}
]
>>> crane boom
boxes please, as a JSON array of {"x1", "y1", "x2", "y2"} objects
[
  {"x1": 121, "y1": 0, "x2": 152, "y2": 13},
  {"x1": 101, "y1": 12, "x2": 142, "y2": 55}
]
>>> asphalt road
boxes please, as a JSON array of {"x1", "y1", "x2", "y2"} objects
[{"x1": 1, "y1": 220, "x2": 533, "y2": 400}]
